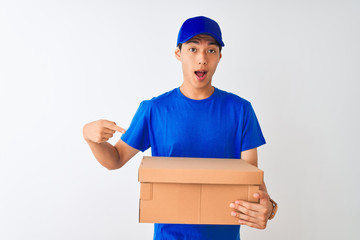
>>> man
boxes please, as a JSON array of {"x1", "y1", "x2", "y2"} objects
[{"x1": 83, "y1": 16, "x2": 277, "y2": 240}]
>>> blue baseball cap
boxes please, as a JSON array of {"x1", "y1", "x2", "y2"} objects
[{"x1": 177, "y1": 16, "x2": 225, "y2": 47}]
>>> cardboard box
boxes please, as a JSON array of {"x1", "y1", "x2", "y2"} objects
[{"x1": 138, "y1": 156, "x2": 263, "y2": 225}]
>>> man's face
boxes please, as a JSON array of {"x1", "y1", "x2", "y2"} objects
[{"x1": 175, "y1": 34, "x2": 222, "y2": 92}]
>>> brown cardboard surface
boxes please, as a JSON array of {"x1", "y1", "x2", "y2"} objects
[
  {"x1": 139, "y1": 156, "x2": 263, "y2": 185},
  {"x1": 138, "y1": 156, "x2": 263, "y2": 225}
]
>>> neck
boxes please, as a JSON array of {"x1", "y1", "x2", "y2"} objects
[{"x1": 179, "y1": 84, "x2": 215, "y2": 100}]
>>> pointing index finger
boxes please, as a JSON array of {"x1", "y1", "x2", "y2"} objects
[{"x1": 106, "y1": 121, "x2": 126, "y2": 134}]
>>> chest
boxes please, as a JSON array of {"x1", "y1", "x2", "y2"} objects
[{"x1": 148, "y1": 103, "x2": 243, "y2": 155}]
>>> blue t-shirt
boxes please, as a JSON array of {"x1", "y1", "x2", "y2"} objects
[{"x1": 121, "y1": 87, "x2": 266, "y2": 240}]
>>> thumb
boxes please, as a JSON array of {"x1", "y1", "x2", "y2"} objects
[{"x1": 253, "y1": 191, "x2": 269, "y2": 205}]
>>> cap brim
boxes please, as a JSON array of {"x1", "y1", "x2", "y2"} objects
[{"x1": 179, "y1": 32, "x2": 225, "y2": 47}]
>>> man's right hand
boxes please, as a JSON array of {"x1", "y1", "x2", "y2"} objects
[{"x1": 83, "y1": 119, "x2": 126, "y2": 143}]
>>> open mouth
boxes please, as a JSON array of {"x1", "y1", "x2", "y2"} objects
[{"x1": 195, "y1": 71, "x2": 208, "y2": 81}]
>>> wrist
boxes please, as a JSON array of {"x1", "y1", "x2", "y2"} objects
[{"x1": 268, "y1": 198, "x2": 278, "y2": 220}]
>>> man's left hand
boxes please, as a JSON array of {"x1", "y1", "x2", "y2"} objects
[{"x1": 229, "y1": 190, "x2": 273, "y2": 229}]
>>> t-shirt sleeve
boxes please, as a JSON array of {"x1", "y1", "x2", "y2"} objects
[
  {"x1": 241, "y1": 102, "x2": 266, "y2": 151},
  {"x1": 121, "y1": 101, "x2": 151, "y2": 152}
]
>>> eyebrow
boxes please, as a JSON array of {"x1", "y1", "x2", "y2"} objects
[{"x1": 185, "y1": 40, "x2": 218, "y2": 46}]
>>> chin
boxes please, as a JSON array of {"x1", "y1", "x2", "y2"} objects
[{"x1": 194, "y1": 81, "x2": 212, "y2": 89}]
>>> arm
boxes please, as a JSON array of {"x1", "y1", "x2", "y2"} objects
[
  {"x1": 229, "y1": 148, "x2": 275, "y2": 229},
  {"x1": 83, "y1": 119, "x2": 139, "y2": 170}
]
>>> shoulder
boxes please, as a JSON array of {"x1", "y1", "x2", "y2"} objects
[
  {"x1": 216, "y1": 88, "x2": 252, "y2": 108},
  {"x1": 139, "y1": 88, "x2": 178, "y2": 109}
]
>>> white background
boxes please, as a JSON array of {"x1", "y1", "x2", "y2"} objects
[{"x1": 1, "y1": 0, "x2": 359, "y2": 239}]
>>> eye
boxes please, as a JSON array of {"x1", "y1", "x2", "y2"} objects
[
  {"x1": 208, "y1": 49, "x2": 216, "y2": 54},
  {"x1": 189, "y1": 48, "x2": 197, "y2": 53}
]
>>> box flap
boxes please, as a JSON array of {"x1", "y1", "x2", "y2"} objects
[{"x1": 138, "y1": 156, "x2": 263, "y2": 185}]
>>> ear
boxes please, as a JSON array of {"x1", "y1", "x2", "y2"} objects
[{"x1": 175, "y1": 47, "x2": 181, "y2": 61}]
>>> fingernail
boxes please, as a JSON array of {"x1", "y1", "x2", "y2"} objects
[
  {"x1": 231, "y1": 211, "x2": 236, "y2": 216},
  {"x1": 254, "y1": 193, "x2": 260, "y2": 198},
  {"x1": 235, "y1": 200, "x2": 240, "y2": 204},
  {"x1": 229, "y1": 203, "x2": 235, "y2": 208}
]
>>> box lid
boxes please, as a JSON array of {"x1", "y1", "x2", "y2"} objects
[{"x1": 138, "y1": 156, "x2": 263, "y2": 185}]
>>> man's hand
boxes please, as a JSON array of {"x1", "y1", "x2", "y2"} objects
[
  {"x1": 83, "y1": 119, "x2": 126, "y2": 143},
  {"x1": 229, "y1": 190, "x2": 273, "y2": 229}
]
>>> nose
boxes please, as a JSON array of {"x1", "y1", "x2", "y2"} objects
[{"x1": 198, "y1": 52, "x2": 207, "y2": 65}]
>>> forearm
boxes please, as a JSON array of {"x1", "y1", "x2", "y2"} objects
[{"x1": 85, "y1": 140, "x2": 121, "y2": 170}]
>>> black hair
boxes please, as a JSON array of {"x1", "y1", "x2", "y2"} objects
[{"x1": 177, "y1": 42, "x2": 222, "y2": 53}]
